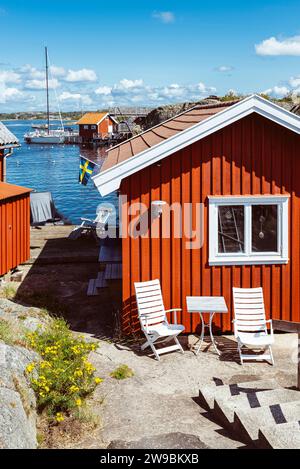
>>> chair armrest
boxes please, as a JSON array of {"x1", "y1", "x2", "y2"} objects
[
  {"x1": 165, "y1": 308, "x2": 182, "y2": 324},
  {"x1": 80, "y1": 217, "x2": 93, "y2": 223}
]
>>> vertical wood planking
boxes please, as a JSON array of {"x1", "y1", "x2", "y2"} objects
[{"x1": 121, "y1": 114, "x2": 300, "y2": 334}]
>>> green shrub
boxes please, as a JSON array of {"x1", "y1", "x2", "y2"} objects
[
  {"x1": 25, "y1": 318, "x2": 103, "y2": 422},
  {"x1": 0, "y1": 284, "x2": 16, "y2": 300},
  {"x1": 0, "y1": 319, "x2": 14, "y2": 344},
  {"x1": 110, "y1": 364, "x2": 134, "y2": 380}
]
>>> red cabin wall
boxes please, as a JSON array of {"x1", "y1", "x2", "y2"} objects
[
  {"x1": 120, "y1": 113, "x2": 300, "y2": 335},
  {"x1": 0, "y1": 150, "x2": 4, "y2": 182},
  {"x1": 0, "y1": 193, "x2": 31, "y2": 276},
  {"x1": 79, "y1": 117, "x2": 117, "y2": 142}
]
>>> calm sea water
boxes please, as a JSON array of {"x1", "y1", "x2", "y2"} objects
[{"x1": 5, "y1": 120, "x2": 118, "y2": 224}]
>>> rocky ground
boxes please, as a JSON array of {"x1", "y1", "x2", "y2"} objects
[{"x1": 1, "y1": 226, "x2": 299, "y2": 449}]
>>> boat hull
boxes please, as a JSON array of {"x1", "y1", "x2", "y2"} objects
[{"x1": 24, "y1": 135, "x2": 65, "y2": 144}]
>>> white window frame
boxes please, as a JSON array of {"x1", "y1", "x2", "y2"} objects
[
  {"x1": 91, "y1": 125, "x2": 97, "y2": 130},
  {"x1": 208, "y1": 195, "x2": 289, "y2": 266},
  {"x1": 83, "y1": 125, "x2": 89, "y2": 130}
]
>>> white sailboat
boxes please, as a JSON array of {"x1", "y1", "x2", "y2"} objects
[{"x1": 24, "y1": 47, "x2": 66, "y2": 144}]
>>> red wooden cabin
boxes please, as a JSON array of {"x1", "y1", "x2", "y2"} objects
[
  {"x1": 77, "y1": 112, "x2": 118, "y2": 143},
  {"x1": 93, "y1": 95, "x2": 300, "y2": 335},
  {"x1": 0, "y1": 122, "x2": 31, "y2": 277}
]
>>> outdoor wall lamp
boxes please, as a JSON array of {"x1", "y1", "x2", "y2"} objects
[{"x1": 151, "y1": 200, "x2": 167, "y2": 218}]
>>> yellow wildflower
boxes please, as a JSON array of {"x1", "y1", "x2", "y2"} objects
[
  {"x1": 40, "y1": 361, "x2": 51, "y2": 369},
  {"x1": 75, "y1": 398, "x2": 82, "y2": 407},
  {"x1": 94, "y1": 377, "x2": 103, "y2": 385},
  {"x1": 74, "y1": 369, "x2": 83, "y2": 378},
  {"x1": 26, "y1": 363, "x2": 35, "y2": 373},
  {"x1": 69, "y1": 385, "x2": 79, "y2": 393},
  {"x1": 55, "y1": 412, "x2": 64, "y2": 422}
]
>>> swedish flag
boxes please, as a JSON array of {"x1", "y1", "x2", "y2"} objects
[{"x1": 79, "y1": 157, "x2": 96, "y2": 186}]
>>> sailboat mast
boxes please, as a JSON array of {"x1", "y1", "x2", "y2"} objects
[{"x1": 45, "y1": 46, "x2": 50, "y2": 134}]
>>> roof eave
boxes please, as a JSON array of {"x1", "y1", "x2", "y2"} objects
[
  {"x1": 93, "y1": 95, "x2": 300, "y2": 196},
  {"x1": 0, "y1": 143, "x2": 20, "y2": 150}
]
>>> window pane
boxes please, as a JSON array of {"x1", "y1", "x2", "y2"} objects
[
  {"x1": 251, "y1": 205, "x2": 277, "y2": 252},
  {"x1": 218, "y1": 206, "x2": 244, "y2": 253}
]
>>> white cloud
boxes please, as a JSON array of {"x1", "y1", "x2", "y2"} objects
[
  {"x1": 255, "y1": 35, "x2": 300, "y2": 56},
  {"x1": 263, "y1": 85, "x2": 290, "y2": 97},
  {"x1": 64, "y1": 68, "x2": 97, "y2": 82},
  {"x1": 50, "y1": 65, "x2": 66, "y2": 77},
  {"x1": 95, "y1": 85, "x2": 112, "y2": 95},
  {"x1": 216, "y1": 65, "x2": 234, "y2": 72},
  {"x1": 19, "y1": 64, "x2": 44, "y2": 79},
  {"x1": 59, "y1": 91, "x2": 92, "y2": 105},
  {"x1": 289, "y1": 76, "x2": 300, "y2": 88},
  {"x1": 152, "y1": 11, "x2": 175, "y2": 24},
  {"x1": 118, "y1": 79, "x2": 144, "y2": 90},
  {"x1": 24, "y1": 78, "x2": 60, "y2": 90},
  {"x1": 0, "y1": 85, "x2": 24, "y2": 104},
  {"x1": 92, "y1": 78, "x2": 216, "y2": 107},
  {"x1": 0, "y1": 70, "x2": 21, "y2": 84}
]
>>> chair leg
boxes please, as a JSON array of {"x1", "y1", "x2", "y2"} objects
[
  {"x1": 141, "y1": 340, "x2": 151, "y2": 351},
  {"x1": 174, "y1": 336, "x2": 184, "y2": 354},
  {"x1": 149, "y1": 342, "x2": 160, "y2": 361},
  {"x1": 269, "y1": 345, "x2": 275, "y2": 366},
  {"x1": 237, "y1": 341, "x2": 244, "y2": 365}
]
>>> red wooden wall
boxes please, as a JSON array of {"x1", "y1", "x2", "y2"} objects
[
  {"x1": 0, "y1": 193, "x2": 31, "y2": 276},
  {"x1": 0, "y1": 150, "x2": 4, "y2": 181},
  {"x1": 120, "y1": 113, "x2": 300, "y2": 335}
]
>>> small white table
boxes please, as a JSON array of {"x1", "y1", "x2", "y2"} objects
[{"x1": 186, "y1": 296, "x2": 228, "y2": 355}]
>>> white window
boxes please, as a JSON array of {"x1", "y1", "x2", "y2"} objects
[
  {"x1": 208, "y1": 195, "x2": 289, "y2": 265},
  {"x1": 83, "y1": 125, "x2": 89, "y2": 130},
  {"x1": 91, "y1": 125, "x2": 97, "y2": 130}
]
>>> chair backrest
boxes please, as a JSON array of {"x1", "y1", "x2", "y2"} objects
[
  {"x1": 232, "y1": 287, "x2": 267, "y2": 334},
  {"x1": 134, "y1": 279, "x2": 166, "y2": 330}
]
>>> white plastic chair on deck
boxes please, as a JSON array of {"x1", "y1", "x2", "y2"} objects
[
  {"x1": 134, "y1": 279, "x2": 185, "y2": 361},
  {"x1": 233, "y1": 287, "x2": 274, "y2": 365}
]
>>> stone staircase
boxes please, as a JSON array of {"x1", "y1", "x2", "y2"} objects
[
  {"x1": 87, "y1": 240, "x2": 122, "y2": 296},
  {"x1": 197, "y1": 378, "x2": 300, "y2": 448}
]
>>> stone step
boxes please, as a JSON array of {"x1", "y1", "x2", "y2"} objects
[
  {"x1": 87, "y1": 279, "x2": 100, "y2": 296},
  {"x1": 105, "y1": 263, "x2": 122, "y2": 280},
  {"x1": 198, "y1": 379, "x2": 279, "y2": 411},
  {"x1": 95, "y1": 271, "x2": 108, "y2": 289},
  {"x1": 258, "y1": 421, "x2": 300, "y2": 449},
  {"x1": 233, "y1": 400, "x2": 300, "y2": 443},
  {"x1": 214, "y1": 388, "x2": 300, "y2": 426},
  {"x1": 99, "y1": 245, "x2": 122, "y2": 263}
]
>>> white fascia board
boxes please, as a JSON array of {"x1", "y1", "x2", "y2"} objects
[
  {"x1": 96, "y1": 113, "x2": 109, "y2": 125},
  {"x1": 93, "y1": 95, "x2": 300, "y2": 196}
]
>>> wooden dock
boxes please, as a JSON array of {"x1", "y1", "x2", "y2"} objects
[{"x1": 15, "y1": 225, "x2": 120, "y2": 338}]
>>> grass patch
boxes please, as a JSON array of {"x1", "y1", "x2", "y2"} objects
[
  {"x1": 110, "y1": 364, "x2": 134, "y2": 380},
  {"x1": 25, "y1": 318, "x2": 103, "y2": 423},
  {"x1": 0, "y1": 284, "x2": 17, "y2": 300},
  {"x1": 16, "y1": 290, "x2": 69, "y2": 315},
  {"x1": 0, "y1": 319, "x2": 14, "y2": 345}
]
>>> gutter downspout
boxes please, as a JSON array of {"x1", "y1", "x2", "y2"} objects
[{"x1": 2, "y1": 148, "x2": 14, "y2": 183}]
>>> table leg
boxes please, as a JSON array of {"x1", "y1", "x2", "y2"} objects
[
  {"x1": 194, "y1": 313, "x2": 205, "y2": 355},
  {"x1": 209, "y1": 312, "x2": 220, "y2": 355},
  {"x1": 193, "y1": 312, "x2": 220, "y2": 355}
]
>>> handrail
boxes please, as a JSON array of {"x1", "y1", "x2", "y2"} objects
[{"x1": 273, "y1": 320, "x2": 300, "y2": 389}]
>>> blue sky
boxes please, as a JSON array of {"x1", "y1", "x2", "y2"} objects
[{"x1": 1, "y1": 0, "x2": 300, "y2": 111}]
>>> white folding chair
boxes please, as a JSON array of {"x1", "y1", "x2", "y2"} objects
[
  {"x1": 232, "y1": 287, "x2": 274, "y2": 365},
  {"x1": 134, "y1": 279, "x2": 185, "y2": 361}
]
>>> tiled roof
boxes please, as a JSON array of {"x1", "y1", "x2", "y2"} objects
[
  {"x1": 101, "y1": 101, "x2": 238, "y2": 172},
  {"x1": 76, "y1": 112, "x2": 108, "y2": 125},
  {"x1": 0, "y1": 122, "x2": 19, "y2": 147},
  {"x1": 0, "y1": 182, "x2": 32, "y2": 201}
]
